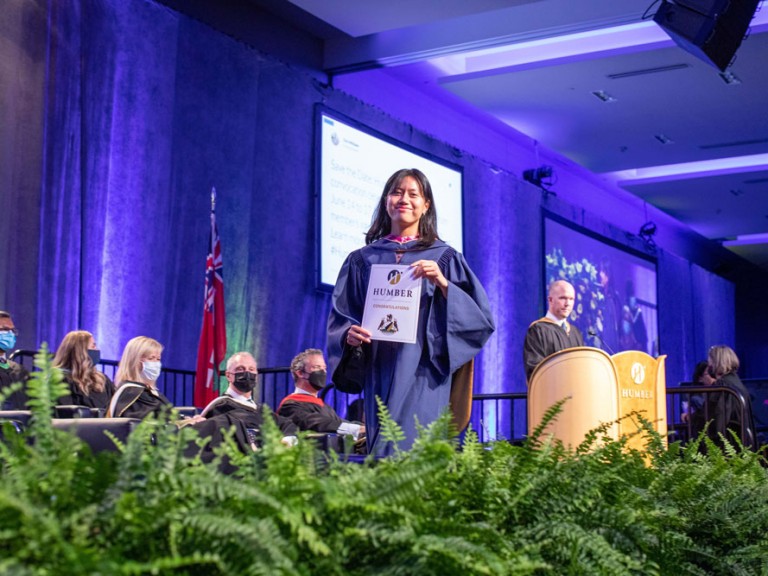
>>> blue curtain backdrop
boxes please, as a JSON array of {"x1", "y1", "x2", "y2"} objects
[{"x1": 1, "y1": 0, "x2": 748, "y2": 433}]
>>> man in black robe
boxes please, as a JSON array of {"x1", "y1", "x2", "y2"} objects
[
  {"x1": 523, "y1": 280, "x2": 584, "y2": 383},
  {"x1": 278, "y1": 348, "x2": 364, "y2": 444},
  {"x1": 201, "y1": 351, "x2": 297, "y2": 446},
  {"x1": 0, "y1": 310, "x2": 29, "y2": 409}
]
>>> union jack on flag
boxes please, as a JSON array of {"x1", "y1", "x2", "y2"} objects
[{"x1": 194, "y1": 190, "x2": 227, "y2": 408}]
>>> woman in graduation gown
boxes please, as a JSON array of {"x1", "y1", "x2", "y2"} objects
[
  {"x1": 328, "y1": 168, "x2": 495, "y2": 455},
  {"x1": 53, "y1": 330, "x2": 115, "y2": 412}
]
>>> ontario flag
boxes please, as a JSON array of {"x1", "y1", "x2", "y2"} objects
[{"x1": 194, "y1": 191, "x2": 227, "y2": 408}]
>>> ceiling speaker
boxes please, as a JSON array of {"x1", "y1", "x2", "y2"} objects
[{"x1": 653, "y1": 0, "x2": 761, "y2": 71}]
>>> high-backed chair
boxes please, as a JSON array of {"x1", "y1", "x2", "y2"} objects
[
  {"x1": 175, "y1": 406, "x2": 199, "y2": 419},
  {"x1": 0, "y1": 410, "x2": 33, "y2": 430},
  {"x1": 54, "y1": 405, "x2": 98, "y2": 419},
  {"x1": 52, "y1": 418, "x2": 142, "y2": 452}
]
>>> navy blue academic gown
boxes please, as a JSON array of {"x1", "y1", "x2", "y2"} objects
[{"x1": 328, "y1": 238, "x2": 495, "y2": 455}]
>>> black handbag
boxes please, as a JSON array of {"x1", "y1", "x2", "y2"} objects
[{"x1": 332, "y1": 344, "x2": 367, "y2": 394}]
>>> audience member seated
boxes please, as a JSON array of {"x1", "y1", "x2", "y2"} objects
[
  {"x1": 107, "y1": 336, "x2": 176, "y2": 419},
  {"x1": 108, "y1": 336, "x2": 256, "y2": 458},
  {"x1": 690, "y1": 345, "x2": 757, "y2": 452},
  {"x1": 681, "y1": 360, "x2": 714, "y2": 424},
  {"x1": 201, "y1": 351, "x2": 298, "y2": 447},
  {"x1": 53, "y1": 330, "x2": 115, "y2": 413},
  {"x1": 0, "y1": 310, "x2": 29, "y2": 409},
  {"x1": 278, "y1": 348, "x2": 365, "y2": 450}
]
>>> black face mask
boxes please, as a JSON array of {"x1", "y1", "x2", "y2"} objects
[
  {"x1": 87, "y1": 349, "x2": 101, "y2": 366},
  {"x1": 305, "y1": 369, "x2": 327, "y2": 391},
  {"x1": 233, "y1": 371, "x2": 258, "y2": 394}
]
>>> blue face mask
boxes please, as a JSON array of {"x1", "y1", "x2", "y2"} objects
[{"x1": 0, "y1": 331, "x2": 17, "y2": 352}]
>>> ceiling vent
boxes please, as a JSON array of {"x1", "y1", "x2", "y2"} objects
[
  {"x1": 700, "y1": 137, "x2": 768, "y2": 150},
  {"x1": 607, "y1": 63, "x2": 690, "y2": 79},
  {"x1": 743, "y1": 177, "x2": 768, "y2": 185}
]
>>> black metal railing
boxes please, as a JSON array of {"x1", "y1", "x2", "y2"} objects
[
  {"x1": 8, "y1": 350, "x2": 764, "y2": 448},
  {"x1": 470, "y1": 392, "x2": 528, "y2": 443},
  {"x1": 666, "y1": 384, "x2": 760, "y2": 449},
  {"x1": 7, "y1": 350, "x2": 359, "y2": 418}
]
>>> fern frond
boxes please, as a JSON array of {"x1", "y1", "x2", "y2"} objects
[
  {"x1": 375, "y1": 395, "x2": 406, "y2": 453},
  {"x1": 525, "y1": 397, "x2": 569, "y2": 449}
]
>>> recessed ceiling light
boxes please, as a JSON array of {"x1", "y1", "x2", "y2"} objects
[
  {"x1": 719, "y1": 70, "x2": 742, "y2": 85},
  {"x1": 592, "y1": 90, "x2": 617, "y2": 103}
]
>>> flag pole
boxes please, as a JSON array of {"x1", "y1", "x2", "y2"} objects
[
  {"x1": 194, "y1": 185, "x2": 227, "y2": 408},
  {"x1": 210, "y1": 186, "x2": 217, "y2": 392}
]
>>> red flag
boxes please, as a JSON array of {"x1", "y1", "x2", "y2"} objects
[{"x1": 194, "y1": 191, "x2": 227, "y2": 408}]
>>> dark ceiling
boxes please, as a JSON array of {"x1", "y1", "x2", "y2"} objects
[{"x1": 244, "y1": 0, "x2": 768, "y2": 269}]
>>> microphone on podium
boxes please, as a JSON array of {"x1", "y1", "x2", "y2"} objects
[{"x1": 588, "y1": 329, "x2": 616, "y2": 355}]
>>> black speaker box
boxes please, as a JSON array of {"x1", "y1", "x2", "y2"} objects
[{"x1": 653, "y1": 0, "x2": 761, "y2": 71}]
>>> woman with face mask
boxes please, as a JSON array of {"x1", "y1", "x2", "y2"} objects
[
  {"x1": 107, "y1": 336, "x2": 174, "y2": 419},
  {"x1": 53, "y1": 330, "x2": 115, "y2": 412}
]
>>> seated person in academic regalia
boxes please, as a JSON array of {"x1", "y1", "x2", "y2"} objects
[
  {"x1": 53, "y1": 330, "x2": 115, "y2": 412},
  {"x1": 0, "y1": 310, "x2": 30, "y2": 409},
  {"x1": 108, "y1": 336, "x2": 257, "y2": 458},
  {"x1": 201, "y1": 351, "x2": 298, "y2": 447},
  {"x1": 523, "y1": 280, "x2": 585, "y2": 383},
  {"x1": 107, "y1": 336, "x2": 176, "y2": 419},
  {"x1": 278, "y1": 348, "x2": 364, "y2": 444}
]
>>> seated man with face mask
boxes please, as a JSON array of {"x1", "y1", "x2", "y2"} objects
[
  {"x1": 277, "y1": 348, "x2": 365, "y2": 444},
  {"x1": 0, "y1": 310, "x2": 30, "y2": 410},
  {"x1": 200, "y1": 351, "x2": 297, "y2": 447}
]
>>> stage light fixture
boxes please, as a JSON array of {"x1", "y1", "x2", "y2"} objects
[
  {"x1": 523, "y1": 165, "x2": 553, "y2": 188},
  {"x1": 639, "y1": 221, "x2": 658, "y2": 250}
]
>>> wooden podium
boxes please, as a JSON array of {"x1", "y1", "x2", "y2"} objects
[{"x1": 528, "y1": 347, "x2": 667, "y2": 451}]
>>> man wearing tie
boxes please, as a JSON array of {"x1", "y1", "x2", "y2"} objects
[{"x1": 523, "y1": 280, "x2": 584, "y2": 383}]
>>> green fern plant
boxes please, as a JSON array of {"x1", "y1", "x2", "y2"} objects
[{"x1": 2, "y1": 348, "x2": 768, "y2": 575}]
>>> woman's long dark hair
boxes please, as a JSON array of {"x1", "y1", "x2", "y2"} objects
[
  {"x1": 365, "y1": 168, "x2": 439, "y2": 246},
  {"x1": 52, "y1": 330, "x2": 106, "y2": 395}
]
